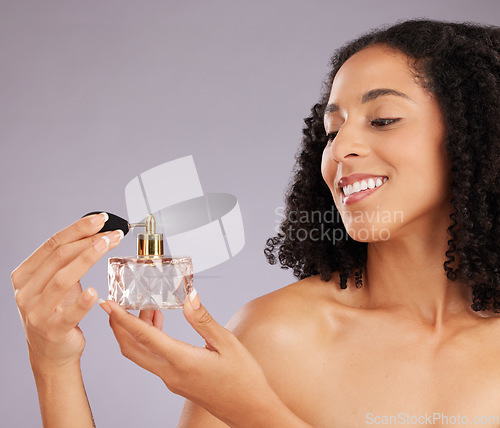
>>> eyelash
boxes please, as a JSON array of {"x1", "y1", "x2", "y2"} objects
[
  {"x1": 325, "y1": 118, "x2": 401, "y2": 142},
  {"x1": 370, "y1": 118, "x2": 401, "y2": 127},
  {"x1": 326, "y1": 132, "x2": 338, "y2": 142}
]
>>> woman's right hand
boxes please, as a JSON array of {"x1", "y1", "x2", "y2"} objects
[{"x1": 11, "y1": 213, "x2": 123, "y2": 370}]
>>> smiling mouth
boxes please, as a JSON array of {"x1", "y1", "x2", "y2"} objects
[{"x1": 342, "y1": 177, "x2": 388, "y2": 197}]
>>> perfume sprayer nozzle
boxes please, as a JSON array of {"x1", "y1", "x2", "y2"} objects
[{"x1": 82, "y1": 211, "x2": 163, "y2": 257}]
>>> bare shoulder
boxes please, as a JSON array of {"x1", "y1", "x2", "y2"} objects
[
  {"x1": 486, "y1": 313, "x2": 500, "y2": 336},
  {"x1": 224, "y1": 273, "x2": 352, "y2": 360},
  {"x1": 226, "y1": 275, "x2": 326, "y2": 331}
]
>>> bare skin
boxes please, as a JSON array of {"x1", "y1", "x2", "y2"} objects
[
  {"x1": 178, "y1": 45, "x2": 500, "y2": 427},
  {"x1": 180, "y1": 274, "x2": 500, "y2": 427},
  {"x1": 13, "y1": 44, "x2": 500, "y2": 427},
  {"x1": 13, "y1": 214, "x2": 310, "y2": 428},
  {"x1": 12, "y1": 213, "x2": 123, "y2": 428}
]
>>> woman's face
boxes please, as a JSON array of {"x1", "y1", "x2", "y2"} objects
[{"x1": 321, "y1": 44, "x2": 451, "y2": 242}]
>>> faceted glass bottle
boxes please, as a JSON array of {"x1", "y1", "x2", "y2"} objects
[
  {"x1": 108, "y1": 213, "x2": 193, "y2": 310},
  {"x1": 108, "y1": 256, "x2": 193, "y2": 310}
]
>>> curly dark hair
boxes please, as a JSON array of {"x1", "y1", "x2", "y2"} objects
[{"x1": 264, "y1": 19, "x2": 500, "y2": 312}]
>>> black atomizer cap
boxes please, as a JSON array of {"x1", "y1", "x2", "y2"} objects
[{"x1": 82, "y1": 211, "x2": 130, "y2": 236}]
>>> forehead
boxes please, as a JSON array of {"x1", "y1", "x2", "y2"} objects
[{"x1": 328, "y1": 45, "x2": 418, "y2": 102}]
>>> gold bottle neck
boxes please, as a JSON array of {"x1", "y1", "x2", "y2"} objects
[
  {"x1": 136, "y1": 214, "x2": 164, "y2": 257},
  {"x1": 137, "y1": 234, "x2": 164, "y2": 257}
]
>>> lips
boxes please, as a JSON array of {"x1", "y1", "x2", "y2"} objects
[
  {"x1": 337, "y1": 174, "x2": 388, "y2": 205},
  {"x1": 338, "y1": 173, "x2": 388, "y2": 188}
]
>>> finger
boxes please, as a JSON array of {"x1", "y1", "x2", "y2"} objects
[
  {"x1": 16, "y1": 232, "x2": 112, "y2": 304},
  {"x1": 106, "y1": 300, "x2": 186, "y2": 360},
  {"x1": 58, "y1": 280, "x2": 84, "y2": 307},
  {"x1": 152, "y1": 310, "x2": 163, "y2": 330},
  {"x1": 138, "y1": 310, "x2": 163, "y2": 330},
  {"x1": 139, "y1": 309, "x2": 155, "y2": 325},
  {"x1": 13, "y1": 213, "x2": 109, "y2": 280},
  {"x1": 14, "y1": 232, "x2": 111, "y2": 316},
  {"x1": 54, "y1": 287, "x2": 98, "y2": 330},
  {"x1": 183, "y1": 289, "x2": 233, "y2": 352},
  {"x1": 36, "y1": 230, "x2": 123, "y2": 319},
  {"x1": 108, "y1": 313, "x2": 165, "y2": 372}
]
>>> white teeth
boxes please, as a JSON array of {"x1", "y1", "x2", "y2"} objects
[{"x1": 342, "y1": 177, "x2": 387, "y2": 196}]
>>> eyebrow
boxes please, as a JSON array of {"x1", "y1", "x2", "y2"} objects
[{"x1": 324, "y1": 88, "x2": 414, "y2": 114}]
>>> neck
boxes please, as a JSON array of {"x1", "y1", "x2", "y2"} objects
[{"x1": 361, "y1": 224, "x2": 473, "y2": 328}]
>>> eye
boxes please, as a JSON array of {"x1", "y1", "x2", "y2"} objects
[
  {"x1": 326, "y1": 132, "x2": 338, "y2": 143},
  {"x1": 370, "y1": 118, "x2": 401, "y2": 127}
]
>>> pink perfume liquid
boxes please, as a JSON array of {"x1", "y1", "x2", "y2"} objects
[{"x1": 108, "y1": 256, "x2": 193, "y2": 310}]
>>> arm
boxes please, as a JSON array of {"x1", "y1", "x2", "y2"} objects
[
  {"x1": 102, "y1": 291, "x2": 313, "y2": 428},
  {"x1": 177, "y1": 396, "x2": 312, "y2": 428},
  {"x1": 12, "y1": 214, "x2": 122, "y2": 427},
  {"x1": 31, "y1": 359, "x2": 95, "y2": 428},
  {"x1": 177, "y1": 295, "x2": 314, "y2": 428}
]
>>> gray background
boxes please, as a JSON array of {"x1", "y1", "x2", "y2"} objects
[{"x1": 2, "y1": 1, "x2": 499, "y2": 427}]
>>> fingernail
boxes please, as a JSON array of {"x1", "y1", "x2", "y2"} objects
[
  {"x1": 98, "y1": 299, "x2": 111, "y2": 315},
  {"x1": 94, "y1": 235, "x2": 110, "y2": 252},
  {"x1": 108, "y1": 230, "x2": 123, "y2": 243},
  {"x1": 91, "y1": 212, "x2": 109, "y2": 225},
  {"x1": 189, "y1": 288, "x2": 200, "y2": 310},
  {"x1": 83, "y1": 288, "x2": 95, "y2": 301}
]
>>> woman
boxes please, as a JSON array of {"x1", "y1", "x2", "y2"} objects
[{"x1": 12, "y1": 19, "x2": 500, "y2": 427}]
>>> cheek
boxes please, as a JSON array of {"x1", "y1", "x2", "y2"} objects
[
  {"x1": 321, "y1": 148, "x2": 336, "y2": 189},
  {"x1": 399, "y1": 132, "x2": 449, "y2": 193},
  {"x1": 382, "y1": 128, "x2": 450, "y2": 218}
]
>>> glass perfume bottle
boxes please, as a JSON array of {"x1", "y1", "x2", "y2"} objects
[{"x1": 108, "y1": 214, "x2": 193, "y2": 310}]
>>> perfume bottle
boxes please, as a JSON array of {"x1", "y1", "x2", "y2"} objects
[{"x1": 108, "y1": 213, "x2": 193, "y2": 310}]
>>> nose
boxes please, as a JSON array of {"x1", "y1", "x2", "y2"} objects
[{"x1": 329, "y1": 123, "x2": 370, "y2": 163}]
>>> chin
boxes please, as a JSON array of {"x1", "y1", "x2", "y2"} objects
[{"x1": 344, "y1": 223, "x2": 393, "y2": 243}]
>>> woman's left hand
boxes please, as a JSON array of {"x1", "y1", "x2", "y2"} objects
[{"x1": 99, "y1": 290, "x2": 277, "y2": 427}]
